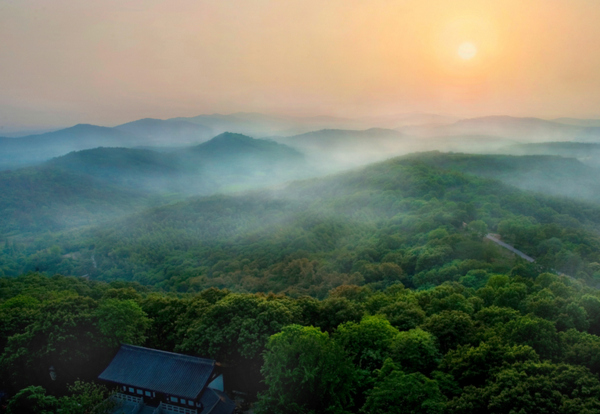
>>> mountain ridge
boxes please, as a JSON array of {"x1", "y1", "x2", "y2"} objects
[{"x1": 401, "y1": 115, "x2": 600, "y2": 143}]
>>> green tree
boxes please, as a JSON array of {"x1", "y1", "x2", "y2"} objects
[
  {"x1": 178, "y1": 294, "x2": 301, "y2": 362},
  {"x1": 0, "y1": 296, "x2": 105, "y2": 389},
  {"x1": 378, "y1": 300, "x2": 426, "y2": 331},
  {"x1": 422, "y1": 310, "x2": 475, "y2": 353},
  {"x1": 0, "y1": 294, "x2": 40, "y2": 351},
  {"x1": 503, "y1": 315, "x2": 561, "y2": 360},
  {"x1": 555, "y1": 302, "x2": 589, "y2": 332},
  {"x1": 334, "y1": 315, "x2": 399, "y2": 404},
  {"x1": 468, "y1": 220, "x2": 488, "y2": 238},
  {"x1": 6, "y1": 386, "x2": 58, "y2": 414},
  {"x1": 258, "y1": 324, "x2": 355, "y2": 414},
  {"x1": 447, "y1": 362, "x2": 600, "y2": 414},
  {"x1": 389, "y1": 328, "x2": 441, "y2": 374},
  {"x1": 58, "y1": 381, "x2": 112, "y2": 414},
  {"x1": 560, "y1": 328, "x2": 600, "y2": 374},
  {"x1": 140, "y1": 295, "x2": 191, "y2": 351},
  {"x1": 362, "y1": 359, "x2": 445, "y2": 414},
  {"x1": 440, "y1": 338, "x2": 539, "y2": 387},
  {"x1": 95, "y1": 299, "x2": 150, "y2": 347},
  {"x1": 459, "y1": 270, "x2": 489, "y2": 290},
  {"x1": 316, "y1": 296, "x2": 365, "y2": 333},
  {"x1": 334, "y1": 316, "x2": 398, "y2": 373},
  {"x1": 474, "y1": 305, "x2": 520, "y2": 327},
  {"x1": 580, "y1": 294, "x2": 600, "y2": 335},
  {"x1": 426, "y1": 293, "x2": 474, "y2": 316}
]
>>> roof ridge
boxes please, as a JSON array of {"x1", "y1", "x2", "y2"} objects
[{"x1": 120, "y1": 344, "x2": 215, "y2": 365}]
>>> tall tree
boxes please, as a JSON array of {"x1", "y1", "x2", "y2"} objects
[{"x1": 259, "y1": 325, "x2": 356, "y2": 414}]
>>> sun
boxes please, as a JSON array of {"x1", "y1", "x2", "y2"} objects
[{"x1": 457, "y1": 42, "x2": 477, "y2": 60}]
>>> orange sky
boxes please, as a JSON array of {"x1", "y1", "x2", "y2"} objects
[{"x1": 1, "y1": 0, "x2": 600, "y2": 130}]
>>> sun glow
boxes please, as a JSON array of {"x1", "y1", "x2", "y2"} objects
[{"x1": 458, "y1": 42, "x2": 477, "y2": 60}]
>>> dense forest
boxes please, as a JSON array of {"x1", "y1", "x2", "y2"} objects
[
  {"x1": 4, "y1": 150, "x2": 600, "y2": 413},
  {"x1": 3, "y1": 153, "x2": 600, "y2": 294},
  {"x1": 4, "y1": 268, "x2": 600, "y2": 413}
]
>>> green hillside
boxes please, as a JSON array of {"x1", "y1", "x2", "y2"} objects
[
  {"x1": 0, "y1": 166, "x2": 149, "y2": 235},
  {"x1": 408, "y1": 152, "x2": 600, "y2": 202},
  {"x1": 48, "y1": 147, "x2": 181, "y2": 179},
  {"x1": 5, "y1": 153, "x2": 600, "y2": 295},
  {"x1": 49, "y1": 133, "x2": 307, "y2": 193},
  {"x1": 46, "y1": 147, "x2": 195, "y2": 194},
  {"x1": 186, "y1": 132, "x2": 304, "y2": 165}
]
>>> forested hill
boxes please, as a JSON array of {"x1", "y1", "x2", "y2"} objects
[
  {"x1": 499, "y1": 142, "x2": 600, "y2": 167},
  {"x1": 5, "y1": 153, "x2": 600, "y2": 295},
  {"x1": 46, "y1": 133, "x2": 305, "y2": 191},
  {"x1": 0, "y1": 166, "x2": 151, "y2": 234},
  {"x1": 184, "y1": 132, "x2": 305, "y2": 171},
  {"x1": 47, "y1": 147, "x2": 182, "y2": 184},
  {"x1": 0, "y1": 135, "x2": 307, "y2": 234},
  {"x1": 45, "y1": 147, "x2": 205, "y2": 196},
  {"x1": 405, "y1": 152, "x2": 600, "y2": 202}
]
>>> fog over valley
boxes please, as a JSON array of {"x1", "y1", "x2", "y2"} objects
[{"x1": 4, "y1": 110, "x2": 600, "y2": 276}]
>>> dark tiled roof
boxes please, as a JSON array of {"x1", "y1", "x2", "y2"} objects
[
  {"x1": 98, "y1": 344, "x2": 215, "y2": 400},
  {"x1": 199, "y1": 388, "x2": 236, "y2": 414}
]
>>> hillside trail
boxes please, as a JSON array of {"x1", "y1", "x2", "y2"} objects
[
  {"x1": 485, "y1": 234, "x2": 535, "y2": 262},
  {"x1": 485, "y1": 233, "x2": 575, "y2": 281}
]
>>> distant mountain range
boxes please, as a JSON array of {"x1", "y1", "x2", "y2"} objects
[
  {"x1": 4, "y1": 123, "x2": 600, "y2": 237},
  {"x1": 167, "y1": 112, "x2": 352, "y2": 137},
  {"x1": 169, "y1": 112, "x2": 460, "y2": 137},
  {"x1": 402, "y1": 116, "x2": 600, "y2": 143},
  {"x1": 274, "y1": 129, "x2": 517, "y2": 171},
  {"x1": 497, "y1": 142, "x2": 600, "y2": 167},
  {"x1": 5, "y1": 113, "x2": 600, "y2": 171},
  {"x1": 0, "y1": 119, "x2": 214, "y2": 170},
  {"x1": 0, "y1": 124, "x2": 143, "y2": 168},
  {"x1": 552, "y1": 118, "x2": 600, "y2": 127}
]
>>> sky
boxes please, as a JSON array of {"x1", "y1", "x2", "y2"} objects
[{"x1": 2, "y1": 0, "x2": 600, "y2": 131}]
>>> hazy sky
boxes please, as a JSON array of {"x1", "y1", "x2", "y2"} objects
[{"x1": 2, "y1": 0, "x2": 600, "y2": 131}]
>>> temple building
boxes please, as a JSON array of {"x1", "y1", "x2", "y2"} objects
[{"x1": 98, "y1": 344, "x2": 236, "y2": 414}]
